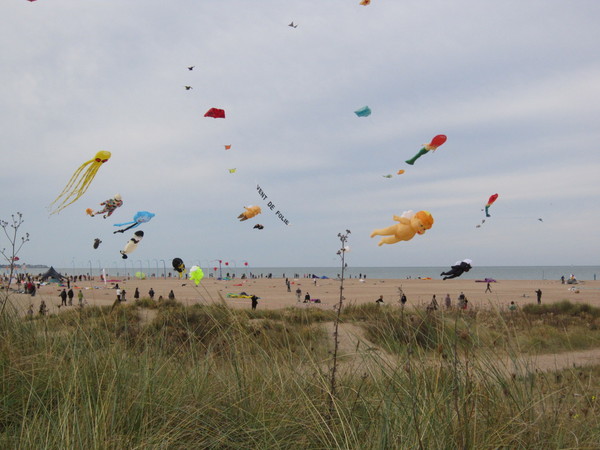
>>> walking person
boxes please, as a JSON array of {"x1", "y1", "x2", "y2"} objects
[
  {"x1": 67, "y1": 288, "x2": 74, "y2": 305},
  {"x1": 444, "y1": 293, "x2": 452, "y2": 309},
  {"x1": 134, "y1": 287, "x2": 140, "y2": 301},
  {"x1": 485, "y1": 282, "x2": 492, "y2": 293},
  {"x1": 251, "y1": 294, "x2": 258, "y2": 310},
  {"x1": 535, "y1": 289, "x2": 542, "y2": 305},
  {"x1": 78, "y1": 290, "x2": 85, "y2": 307}
]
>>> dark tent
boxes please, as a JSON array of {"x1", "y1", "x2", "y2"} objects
[{"x1": 40, "y1": 266, "x2": 66, "y2": 282}]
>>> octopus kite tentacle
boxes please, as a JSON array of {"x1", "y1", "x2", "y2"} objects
[{"x1": 49, "y1": 151, "x2": 111, "y2": 215}]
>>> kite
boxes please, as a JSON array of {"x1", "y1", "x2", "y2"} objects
[
  {"x1": 360, "y1": 0, "x2": 371, "y2": 4},
  {"x1": 113, "y1": 211, "x2": 155, "y2": 234},
  {"x1": 93, "y1": 238, "x2": 102, "y2": 249},
  {"x1": 253, "y1": 224, "x2": 264, "y2": 230},
  {"x1": 484, "y1": 194, "x2": 498, "y2": 217},
  {"x1": 228, "y1": 168, "x2": 237, "y2": 173},
  {"x1": 135, "y1": 272, "x2": 146, "y2": 280},
  {"x1": 184, "y1": 86, "x2": 192, "y2": 90},
  {"x1": 441, "y1": 259, "x2": 473, "y2": 280},
  {"x1": 354, "y1": 106, "x2": 371, "y2": 117},
  {"x1": 172, "y1": 258, "x2": 186, "y2": 279},
  {"x1": 370, "y1": 210, "x2": 434, "y2": 246},
  {"x1": 405, "y1": 135, "x2": 446, "y2": 165},
  {"x1": 224, "y1": 145, "x2": 231, "y2": 150},
  {"x1": 189, "y1": 266, "x2": 204, "y2": 285},
  {"x1": 288, "y1": 21, "x2": 298, "y2": 28},
  {"x1": 120, "y1": 231, "x2": 144, "y2": 259},
  {"x1": 49, "y1": 150, "x2": 111, "y2": 214},
  {"x1": 382, "y1": 174, "x2": 393, "y2": 178},
  {"x1": 397, "y1": 170, "x2": 405, "y2": 175},
  {"x1": 188, "y1": 66, "x2": 194, "y2": 71},
  {"x1": 86, "y1": 194, "x2": 123, "y2": 218},
  {"x1": 238, "y1": 205, "x2": 261, "y2": 221},
  {"x1": 204, "y1": 108, "x2": 225, "y2": 118}
]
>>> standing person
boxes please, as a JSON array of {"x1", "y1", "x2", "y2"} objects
[
  {"x1": 59, "y1": 289, "x2": 67, "y2": 307},
  {"x1": 400, "y1": 293, "x2": 407, "y2": 307},
  {"x1": 444, "y1": 293, "x2": 452, "y2": 309},
  {"x1": 78, "y1": 290, "x2": 84, "y2": 307},
  {"x1": 148, "y1": 288, "x2": 155, "y2": 300},
  {"x1": 67, "y1": 288, "x2": 74, "y2": 305},
  {"x1": 251, "y1": 295, "x2": 258, "y2": 310},
  {"x1": 304, "y1": 292, "x2": 311, "y2": 303},
  {"x1": 286, "y1": 279, "x2": 291, "y2": 292},
  {"x1": 427, "y1": 295, "x2": 438, "y2": 311},
  {"x1": 168, "y1": 290, "x2": 175, "y2": 300},
  {"x1": 535, "y1": 289, "x2": 542, "y2": 305},
  {"x1": 134, "y1": 287, "x2": 140, "y2": 301},
  {"x1": 27, "y1": 304, "x2": 34, "y2": 319},
  {"x1": 116, "y1": 287, "x2": 122, "y2": 303},
  {"x1": 121, "y1": 289, "x2": 126, "y2": 302},
  {"x1": 458, "y1": 292, "x2": 466, "y2": 309},
  {"x1": 295, "y1": 287, "x2": 302, "y2": 303},
  {"x1": 485, "y1": 282, "x2": 492, "y2": 293},
  {"x1": 39, "y1": 300, "x2": 48, "y2": 316},
  {"x1": 561, "y1": 275, "x2": 565, "y2": 284},
  {"x1": 30, "y1": 284, "x2": 36, "y2": 297}
]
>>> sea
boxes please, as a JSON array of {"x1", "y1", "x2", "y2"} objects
[{"x1": 8, "y1": 265, "x2": 600, "y2": 281}]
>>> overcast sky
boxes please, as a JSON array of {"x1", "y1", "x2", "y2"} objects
[{"x1": 2, "y1": 0, "x2": 600, "y2": 270}]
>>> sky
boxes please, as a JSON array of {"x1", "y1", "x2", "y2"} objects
[{"x1": 2, "y1": 0, "x2": 600, "y2": 270}]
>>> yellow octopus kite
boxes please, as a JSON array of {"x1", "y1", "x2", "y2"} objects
[{"x1": 49, "y1": 151, "x2": 111, "y2": 215}]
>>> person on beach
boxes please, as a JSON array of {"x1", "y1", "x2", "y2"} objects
[
  {"x1": 168, "y1": 290, "x2": 175, "y2": 300},
  {"x1": 458, "y1": 292, "x2": 467, "y2": 309},
  {"x1": 295, "y1": 287, "x2": 302, "y2": 303},
  {"x1": 116, "y1": 288, "x2": 122, "y2": 302},
  {"x1": 400, "y1": 293, "x2": 407, "y2": 307},
  {"x1": 535, "y1": 289, "x2": 542, "y2": 305},
  {"x1": 59, "y1": 289, "x2": 67, "y2": 307},
  {"x1": 39, "y1": 300, "x2": 48, "y2": 316},
  {"x1": 509, "y1": 301, "x2": 517, "y2": 311},
  {"x1": 304, "y1": 292, "x2": 311, "y2": 303},
  {"x1": 251, "y1": 295, "x2": 258, "y2": 310},
  {"x1": 27, "y1": 304, "x2": 34, "y2": 318},
  {"x1": 121, "y1": 289, "x2": 126, "y2": 301},
  {"x1": 376, "y1": 295, "x2": 384, "y2": 304},
  {"x1": 134, "y1": 288, "x2": 140, "y2": 301},
  {"x1": 444, "y1": 293, "x2": 452, "y2": 309},
  {"x1": 77, "y1": 290, "x2": 85, "y2": 307},
  {"x1": 427, "y1": 295, "x2": 438, "y2": 311},
  {"x1": 485, "y1": 282, "x2": 492, "y2": 293},
  {"x1": 67, "y1": 288, "x2": 74, "y2": 305},
  {"x1": 148, "y1": 288, "x2": 155, "y2": 300}
]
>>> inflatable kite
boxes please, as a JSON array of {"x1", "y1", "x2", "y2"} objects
[
  {"x1": 228, "y1": 168, "x2": 236, "y2": 173},
  {"x1": 86, "y1": 194, "x2": 123, "y2": 218},
  {"x1": 354, "y1": 106, "x2": 371, "y2": 117},
  {"x1": 484, "y1": 194, "x2": 498, "y2": 217},
  {"x1": 172, "y1": 258, "x2": 186, "y2": 279},
  {"x1": 120, "y1": 230, "x2": 144, "y2": 259},
  {"x1": 189, "y1": 266, "x2": 204, "y2": 285},
  {"x1": 93, "y1": 238, "x2": 102, "y2": 249},
  {"x1": 397, "y1": 170, "x2": 405, "y2": 175},
  {"x1": 382, "y1": 174, "x2": 393, "y2": 178},
  {"x1": 253, "y1": 224, "x2": 264, "y2": 230},
  {"x1": 113, "y1": 211, "x2": 155, "y2": 234},
  {"x1": 204, "y1": 108, "x2": 225, "y2": 118},
  {"x1": 370, "y1": 210, "x2": 434, "y2": 246},
  {"x1": 238, "y1": 205, "x2": 261, "y2": 221},
  {"x1": 405, "y1": 135, "x2": 446, "y2": 165},
  {"x1": 441, "y1": 259, "x2": 473, "y2": 280},
  {"x1": 360, "y1": 0, "x2": 371, "y2": 4},
  {"x1": 49, "y1": 150, "x2": 111, "y2": 214},
  {"x1": 288, "y1": 21, "x2": 298, "y2": 28},
  {"x1": 224, "y1": 145, "x2": 231, "y2": 150}
]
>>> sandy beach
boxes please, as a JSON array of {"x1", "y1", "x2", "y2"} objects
[{"x1": 7, "y1": 275, "x2": 600, "y2": 316}]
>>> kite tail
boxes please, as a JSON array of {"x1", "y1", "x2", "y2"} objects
[
  {"x1": 405, "y1": 147, "x2": 428, "y2": 165},
  {"x1": 49, "y1": 163, "x2": 93, "y2": 214},
  {"x1": 485, "y1": 206, "x2": 491, "y2": 217}
]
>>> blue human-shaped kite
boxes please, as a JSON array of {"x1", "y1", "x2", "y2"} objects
[{"x1": 113, "y1": 211, "x2": 155, "y2": 234}]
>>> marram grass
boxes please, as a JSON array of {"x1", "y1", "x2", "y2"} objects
[{"x1": 1, "y1": 300, "x2": 600, "y2": 448}]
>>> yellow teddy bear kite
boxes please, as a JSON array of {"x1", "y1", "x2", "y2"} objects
[{"x1": 370, "y1": 210, "x2": 434, "y2": 246}]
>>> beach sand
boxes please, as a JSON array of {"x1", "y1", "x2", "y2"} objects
[{"x1": 7, "y1": 275, "x2": 599, "y2": 316}]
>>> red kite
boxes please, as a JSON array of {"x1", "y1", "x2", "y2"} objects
[{"x1": 204, "y1": 108, "x2": 225, "y2": 118}]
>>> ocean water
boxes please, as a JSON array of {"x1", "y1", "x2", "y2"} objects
[{"x1": 10, "y1": 265, "x2": 600, "y2": 281}]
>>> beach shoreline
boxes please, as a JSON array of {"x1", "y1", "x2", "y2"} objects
[{"x1": 6, "y1": 276, "x2": 599, "y2": 316}]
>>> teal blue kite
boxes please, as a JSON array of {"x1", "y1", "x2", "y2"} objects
[{"x1": 354, "y1": 106, "x2": 371, "y2": 117}]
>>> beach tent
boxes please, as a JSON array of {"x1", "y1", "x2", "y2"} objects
[{"x1": 39, "y1": 266, "x2": 66, "y2": 282}]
